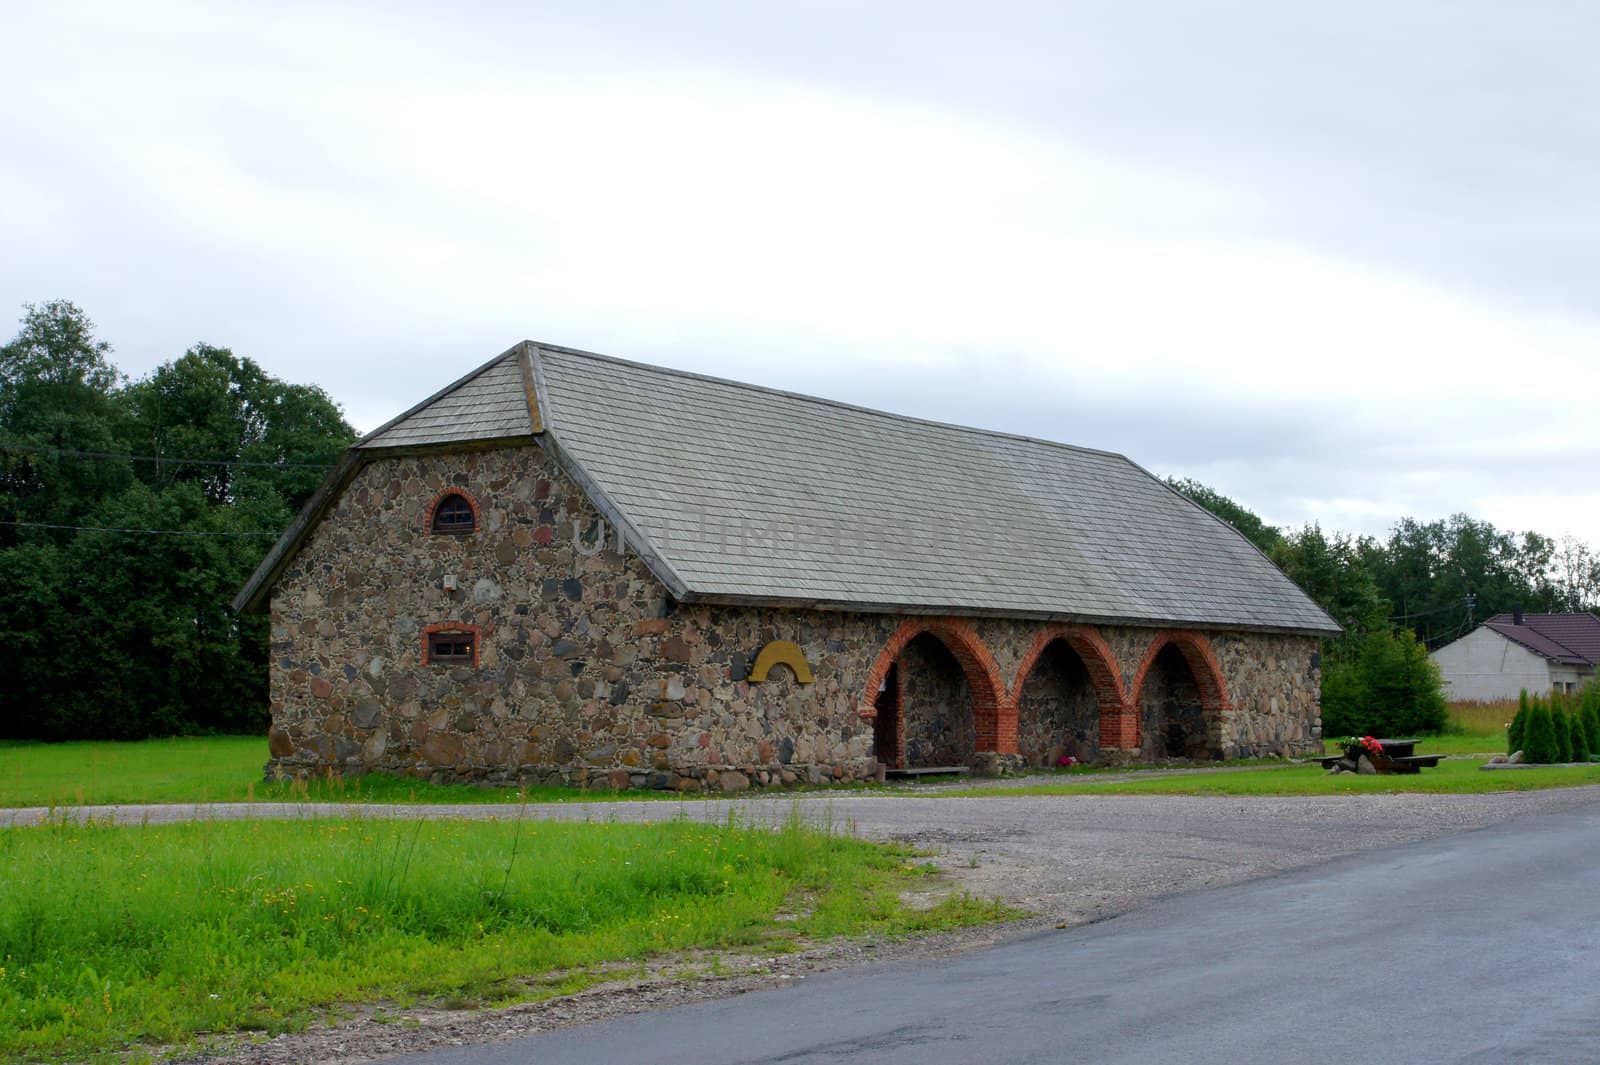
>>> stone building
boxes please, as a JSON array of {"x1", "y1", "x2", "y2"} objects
[{"x1": 236, "y1": 342, "x2": 1339, "y2": 790}]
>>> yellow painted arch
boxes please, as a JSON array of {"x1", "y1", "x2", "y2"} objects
[{"x1": 747, "y1": 640, "x2": 814, "y2": 684}]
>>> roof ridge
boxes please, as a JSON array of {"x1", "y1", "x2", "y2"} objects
[{"x1": 526, "y1": 340, "x2": 1132, "y2": 463}]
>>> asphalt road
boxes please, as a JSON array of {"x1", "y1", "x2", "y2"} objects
[{"x1": 381, "y1": 799, "x2": 1600, "y2": 1065}]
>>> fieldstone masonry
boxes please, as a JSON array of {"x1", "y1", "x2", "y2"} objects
[{"x1": 268, "y1": 442, "x2": 1324, "y2": 790}]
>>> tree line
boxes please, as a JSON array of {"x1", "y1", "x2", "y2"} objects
[
  {"x1": 1168, "y1": 479, "x2": 1600, "y2": 735},
  {"x1": 0, "y1": 301, "x2": 355, "y2": 739}
]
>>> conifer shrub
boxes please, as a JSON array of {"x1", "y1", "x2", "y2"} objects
[
  {"x1": 1583, "y1": 701, "x2": 1600, "y2": 762},
  {"x1": 1569, "y1": 711, "x2": 1591, "y2": 763},
  {"x1": 1521, "y1": 698, "x2": 1561, "y2": 765},
  {"x1": 1321, "y1": 629, "x2": 1448, "y2": 737},
  {"x1": 1508, "y1": 691, "x2": 1530, "y2": 755},
  {"x1": 1553, "y1": 693, "x2": 1575, "y2": 762}
]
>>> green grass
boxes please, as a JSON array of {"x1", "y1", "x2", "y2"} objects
[
  {"x1": 0, "y1": 738, "x2": 893, "y2": 809},
  {"x1": 959, "y1": 757, "x2": 1600, "y2": 797},
  {"x1": 1321, "y1": 732, "x2": 1503, "y2": 757},
  {"x1": 1444, "y1": 699, "x2": 1521, "y2": 739},
  {"x1": 0, "y1": 737, "x2": 272, "y2": 807},
  {"x1": 1318, "y1": 702, "x2": 1516, "y2": 758},
  {"x1": 0, "y1": 814, "x2": 1011, "y2": 1062}
]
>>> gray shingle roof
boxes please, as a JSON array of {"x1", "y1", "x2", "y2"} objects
[
  {"x1": 358, "y1": 350, "x2": 533, "y2": 449},
  {"x1": 238, "y1": 340, "x2": 1339, "y2": 635},
  {"x1": 1483, "y1": 613, "x2": 1600, "y2": 666},
  {"x1": 529, "y1": 343, "x2": 1338, "y2": 634}
]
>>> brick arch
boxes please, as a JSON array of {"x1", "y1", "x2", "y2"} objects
[
  {"x1": 860, "y1": 618, "x2": 1010, "y2": 754},
  {"x1": 1009, "y1": 625, "x2": 1133, "y2": 755},
  {"x1": 425, "y1": 486, "x2": 481, "y2": 535},
  {"x1": 1008, "y1": 625, "x2": 1127, "y2": 707},
  {"x1": 1128, "y1": 630, "x2": 1233, "y2": 752}
]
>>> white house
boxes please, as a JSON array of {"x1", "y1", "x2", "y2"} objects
[{"x1": 1430, "y1": 611, "x2": 1600, "y2": 702}]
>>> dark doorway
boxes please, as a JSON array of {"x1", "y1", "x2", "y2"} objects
[
  {"x1": 1139, "y1": 644, "x2": 1214, "y2": 760},
  {"x1": 896, "y1": 634, "x2": 977, "y2": 768},
  {"x1": 1017, "y1": 640, "x2": 1101, "y2": 766},
  {"x1": 873, "y1": 661, "x2": 901, "y2": 768}
]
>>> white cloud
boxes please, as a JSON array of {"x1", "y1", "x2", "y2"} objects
[{"x1": 3, "y1": 0, "x2": 1598, "y2": 545}]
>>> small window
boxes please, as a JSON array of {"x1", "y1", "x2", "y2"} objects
[
  {"x1": 427, "y1": 630, "x2": 475, "y2": 665},
  {"x1": 431, "y1": 492, "x2": 477, "y2": 535}
]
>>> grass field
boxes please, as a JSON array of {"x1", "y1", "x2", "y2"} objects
[
  {"x1": 0, "y1": 814, "x2": 1007, "y2": 1062},
  {"x1": 0, "y1": 737, "x2": 819, "y2": 809},
  {"x1": 0, "y1": 736, "x2": 272, "y2": 807},
  {"x1": 1320, "y1": 701, "x2": 1515, "y2": 758},
  {"x1": 1321, "y1": 732, "x2": 1503, "y2": 757},
  {"x1": 1444, "y1": 699, "x2": 1520, "y2": 740},
  {"x1": 960, "y1": 758, "x2": 1600, "y2": 797}
]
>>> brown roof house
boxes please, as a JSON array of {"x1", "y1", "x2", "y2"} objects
[
  {"x1": 236, "y1": 342, "x2": 1340, "y2": 789},
  {"x1": 1430, "y1": 611, "x2": 1600, "y2": 702}
]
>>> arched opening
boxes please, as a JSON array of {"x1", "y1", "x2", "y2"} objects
[
  {"x1": 1138, "y1": 643, "x2": 1215, "y2": 760},
  {"x1": 896, "y1": 634, "x2": 977, "y2": 768},
  {"x1": 863, "y1": 620, "x2": 1004, "y2": 772},
  {"x1": 1009, "y1": 626, "x2": 1128, "y2": 765},
  {"x1": 1016, "y1": 640, "x2": 1102, "y2": 765}
]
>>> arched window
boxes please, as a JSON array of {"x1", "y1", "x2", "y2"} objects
[{"x1": 429, "y1": 490, "x2": 478, "y2": 535}]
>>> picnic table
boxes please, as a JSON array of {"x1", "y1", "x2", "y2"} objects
[{"x1": 1316, "y1": 737, "x2": 1445, "y2": 774}]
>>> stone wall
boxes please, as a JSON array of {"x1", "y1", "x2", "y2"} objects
[
  {"x1": 898, "y1": 634, "x2": 977, "y2": 768},
  {"x1": 1138, "y1": 645, "x2": 1209, "y2": 758},
  {"x1": 1016, "y1": 642, "x2": 1100, "y2": 766},
  {"x1": 266, "y1": 441, "x2": 1325, "y2": 790}
]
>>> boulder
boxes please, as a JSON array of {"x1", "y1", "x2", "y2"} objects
[{"x1": 267, "y1": 725, "x2": 295, "y2": 758}]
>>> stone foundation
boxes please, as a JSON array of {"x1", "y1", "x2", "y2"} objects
[{"x1": 266, "y1": 442, "x2": 1324, "y2": 791}]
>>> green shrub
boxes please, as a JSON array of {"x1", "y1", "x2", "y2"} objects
[
  {"x1": 1553, "y1": 700, "x2": 1574, "y2": 763},
  {"x1": 1570, "y1": 711, "x2": 1591, "y2": 763},
  {"x1": 1321, "y1": 629, "x2": 1449, "y2": 737},
  {"x1": 1579, "y1": 684, "x2": 1600, "y2": 759},
  {"x1": 1508, "y1": 691, "x2": 1530, "y2": 754},
  {"x1": 1522, "y1": 699, "x2": 1561, "y2": 764}
]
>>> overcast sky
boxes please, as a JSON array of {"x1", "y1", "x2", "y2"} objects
[{"x1": 5, "y1": 1, "x2": 1598, "y2": 542}]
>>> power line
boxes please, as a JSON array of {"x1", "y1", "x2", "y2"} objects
[
  {"x1": 0, "y1": 442, "x2": 336, "y2": 470},
  {"x1": 1388, "y1": 600, "x2": 1469, "y2": 623},
  {"x1": 0, "y1": 519, "x2": 278, "y2": 538}
]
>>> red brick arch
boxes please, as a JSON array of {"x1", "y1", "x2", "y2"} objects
[
  {"x1": 1008, "y1": 625, "x2": 1133, "y2": 752},
  {"x1": 860, "y1": 618, "x2": 1010, "y2": 754},
  {"x1": 425, "y1": 486, "x2": 481, "y2": 535},
  {"x1": 1128, "y1": 630, "x2": 1232, "y2": 751},
  {"x1": 1008, "y1": 625, "x2": 1127, "y2": 706}
]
